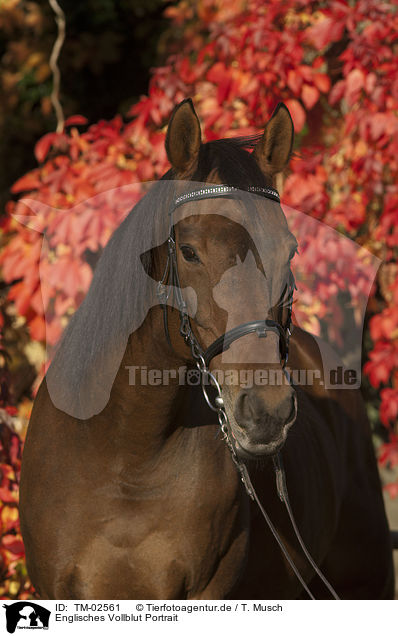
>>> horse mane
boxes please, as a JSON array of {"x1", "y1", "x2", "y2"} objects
[{"x1": 46, "y1": 135, "x2": 274, "y2": 419}]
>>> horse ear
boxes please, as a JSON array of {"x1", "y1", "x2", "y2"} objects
[
  {"x1": 165, "y1": 98, "x2": 201, "y2": 173},
  {"x1": 253, "y1": 103, "x2": 294, "y2": 176}
]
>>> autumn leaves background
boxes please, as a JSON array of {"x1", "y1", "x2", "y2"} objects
[{"x1": 0, "y1": 0, "x2": 397, "y2": 598}]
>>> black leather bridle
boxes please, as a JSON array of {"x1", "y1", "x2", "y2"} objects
[{"x1": 157, "y1": 184, "x2": 294, "y2": 369}]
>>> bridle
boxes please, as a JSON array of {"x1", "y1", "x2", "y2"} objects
[
  {"x1": 156, "y1": 183, "x2": 339, "y2": 600},
  {"x1": 158, "y1": 184, "x2": 293, "y2": 370}
]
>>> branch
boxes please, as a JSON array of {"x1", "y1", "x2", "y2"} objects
[{"x1": 48, "y1": 0, "x2": 66, "y2": 133}]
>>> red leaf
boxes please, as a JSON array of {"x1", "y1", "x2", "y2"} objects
[
  {"x1": 34, "y1": 132, "x2": 66, "y2": 163},
  {"x1": 28, "y1": 315, "x2": 46, "y2": 342},
  {"x1": 329, "y1": 80, "x2": 345, "y2": 106},
  {"x1": 370, "y1": 307, "x2": 398, "y2": 340},
  {"x1": 284, "y1": 99, "x2": 306, "y2": 132},
  {"x1": 379, "y1": 438, "x2": 398, "y2": 468},
  {"x1": 370, "y1": 113, "x2": 396, "y2": 141},
  {"x1": 2, "y1": 535, "x2": 24, "y2": 556},
  {"x1": 301, "y1": 85, "x2": 319, "y2": 109},
  {"x1": 345, "y1": 69, "x2": 365, "y2": 106},
  {"x1": 207, "y1": 63, "x2": 232, "y2": 104},
  {"x1": 313, "y1": 73, "x2": 331, "y2": 93},
  {"x1": 287, "y1": 69, "x2": 302, "y2": 95},
  {"x1": 380, "y1": 388, "x2": 398, "y2": 426},
  {"x1": 364, "y1": 343, "x2": 398, "y2": 388},
  {"x1": 384, "y1": 481, "x2": 398, "y2": 499},
  {"x1": 64, "y1": 115, "x2": 88, "y2": 126},
  {"x1": 0, "y1": 487, "x2": 18, "y2": 503},
  {"x1": 307, "y1": 17, "x2": 345, "y2": 50},
  {"x1": 45, "y1": 319, "x2": 63, "y2": 346},
  {"x1": 11, "y1": 173, "x2": 41, "y2": 194}
]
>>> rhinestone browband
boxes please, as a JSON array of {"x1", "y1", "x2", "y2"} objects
[{"x1": 170, "y1": 185, "x2": 280, "y2": 213}]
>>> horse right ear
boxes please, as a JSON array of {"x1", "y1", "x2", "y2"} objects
[
  {"x1": 253, "y1": 103, "x2": 294, "y2": 176},
  {"x1": 165, "y1": 99, "x2": 201, "y2": 174}
]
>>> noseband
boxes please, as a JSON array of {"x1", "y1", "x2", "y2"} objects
[{"x1": 156, "y1": 183, "x2": 339, "y2": 600}]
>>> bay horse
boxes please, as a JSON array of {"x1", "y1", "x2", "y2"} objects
[{"x1": 19, "y1": 100, "x2": 394, "y2": 599}]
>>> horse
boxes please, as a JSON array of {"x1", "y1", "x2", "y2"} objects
[{"x1": 19, "y1": 99, "x2": 394, "y2": 599}]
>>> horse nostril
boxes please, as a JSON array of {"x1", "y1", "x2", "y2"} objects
[
  {"x1": 235, "y1": 390, "x2": 266, "y2": 425},
  {"x1": 276, "y1": 394, "x2": 296, "y2": 422},
  {"x1": 237, "y1": 392, "x2": 251, "y2": 422}
]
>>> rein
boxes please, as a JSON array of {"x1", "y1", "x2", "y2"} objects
[{"x1": 157, "y1": 184, "x2": 339, "y2": 600}]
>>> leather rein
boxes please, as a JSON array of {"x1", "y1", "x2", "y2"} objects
[{"x1": 156, "y1": 184, "x2": 339, "y2": 600}]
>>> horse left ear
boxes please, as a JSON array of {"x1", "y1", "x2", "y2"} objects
[
  {"x1": 165, "y1": 98, "x2": 202, "y2": 174},
  {"x1": 253, "y1": 103, "x2": 294, "y2": 176}
]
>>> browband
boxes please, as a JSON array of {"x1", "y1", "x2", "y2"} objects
[{"x1": 170, "y1": 185, "x2": 280, "y2": 214}]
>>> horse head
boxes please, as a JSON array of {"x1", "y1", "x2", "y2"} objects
[{"x1": 160, "y1": 99, "x2": 298, "y2": 458}]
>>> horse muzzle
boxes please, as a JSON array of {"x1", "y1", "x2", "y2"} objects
[{"x1": 231, "y1": 386, "x2": 297, "y2": 458}]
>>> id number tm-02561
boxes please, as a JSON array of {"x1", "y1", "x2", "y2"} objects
[{"x1": 74, "y1": 604, "x2": 120, "y2": 612}]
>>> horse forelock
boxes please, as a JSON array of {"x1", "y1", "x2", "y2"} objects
[{"x1": 193, "y1": 136, "x2": 274, "y2": 191}]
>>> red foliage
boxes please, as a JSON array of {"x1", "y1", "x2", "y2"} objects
[
  {"x1": 0, "y1": 326, "x2": 34, "y2": 598},
  {"x1": 0, "y1": 412, "x2": 34, "y2": 598},
  {"x1": 0, "y1": 0, "x2": 397, "y2": 564}
]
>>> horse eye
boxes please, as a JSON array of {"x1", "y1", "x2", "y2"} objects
[
  {"x1": 289, "y1": 246, "x2": 298, "y2": 261},
  {"x1": 180, "y1": 244, "x2": 200, "y2": 263}
]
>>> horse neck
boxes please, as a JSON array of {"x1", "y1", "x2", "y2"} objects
[{"x1": 105, "y1": 305, "x2": 193, "y2": 457}]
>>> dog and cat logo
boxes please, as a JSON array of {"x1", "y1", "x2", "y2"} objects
[{"x1": 3, "y1": 602, "x2": 50, "y2": 633}]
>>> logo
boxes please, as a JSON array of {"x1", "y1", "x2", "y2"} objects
[{"x1": 3, "y1": 602, "x2": 50, "y2": 633}]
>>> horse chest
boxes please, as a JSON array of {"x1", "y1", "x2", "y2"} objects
[
  {"x1": 112, "y1": 495, "x2": 249, "y2": 599},
  {"x1": 67, "y1": 437, "x2": 250, "y2": 599}
]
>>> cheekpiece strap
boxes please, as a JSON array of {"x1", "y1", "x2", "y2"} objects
[{"x1": 169, "y1": 185, "x2": 280, "y2": 214}]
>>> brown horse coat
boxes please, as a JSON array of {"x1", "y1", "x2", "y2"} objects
[{"x1": 20, "y1": 100, "x2": 394, "y2": 599}]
